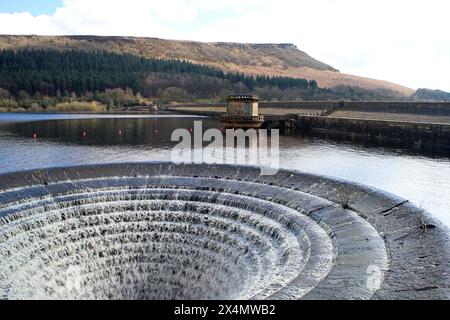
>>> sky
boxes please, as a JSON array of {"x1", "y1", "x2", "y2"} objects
[{"x1": 0, "y1": 0, "x2": 449, "y2": 92}]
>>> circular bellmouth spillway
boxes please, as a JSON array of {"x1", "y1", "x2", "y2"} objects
[{"x1": 0, "y1": 163, "x2": 449, "y2": 300}]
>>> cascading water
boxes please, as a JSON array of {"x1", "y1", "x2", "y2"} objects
[{"x1": 0, "y1": 163, "x2": 449, "y2": 300}]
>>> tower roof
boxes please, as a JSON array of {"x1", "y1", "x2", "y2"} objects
[{"x1": 226, "y1": 95, "x2": 259, "y2": 102}]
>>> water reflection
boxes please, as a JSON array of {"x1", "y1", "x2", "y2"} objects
[
  {"x1": 3, "y1": 117, "x2": 218, "y2": 147},
  {"x1": 0, "y1": 114, "x2": 449, "y2": 228},
  {"x1": 294, "y1": 130, "x2": 450, "y2": 158}
]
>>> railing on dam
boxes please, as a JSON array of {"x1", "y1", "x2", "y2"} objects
[
  {"x1": 170, "y1": 101, "x2": 450, "y2": 116},
  {"x1": 259, "y1": 101, "x2": 450, "y2": 116}
]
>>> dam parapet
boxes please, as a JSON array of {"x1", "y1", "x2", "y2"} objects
[
  {"x1": 171, "y1": 100, "x2": 450, "y2": 116},
  {"x1": 169, "y1": 100, "x2": 450, "y2": 153}
]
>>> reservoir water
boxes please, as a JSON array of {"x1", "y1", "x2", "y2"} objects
[{"x1": 1, "y1": 113, "x2": 449, "y2": 228}]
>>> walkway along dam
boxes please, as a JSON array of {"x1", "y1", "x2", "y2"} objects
[{"x1": 0, "y1": 163, "x2": 449, "y2": 299}]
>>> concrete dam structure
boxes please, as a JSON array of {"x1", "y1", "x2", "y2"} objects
[{"x1": 0, "y1": 162, "x2": 449, "y2": 300}]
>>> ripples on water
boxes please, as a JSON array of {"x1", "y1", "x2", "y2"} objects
[{"x1": 0, "y1": 113, "x2": 449, "y2": 227}]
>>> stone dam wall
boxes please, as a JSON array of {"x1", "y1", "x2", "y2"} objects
[
  {"x1": 170, "y1": 101, "x2": 450, "y2": 116},
  {"x1": 294, "y1": 116, "x2": 450, "y2": 152},
  {"x1": 170, "y1": 101, "x2": 450, "y2": 153}
]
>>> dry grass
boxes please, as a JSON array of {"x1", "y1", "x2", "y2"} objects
[
  {"x1": 51, "y1": 101, "x2": 106, "y2": 112},
  {"x1": 171, "y1": 106, "x2": 327, "y2": 116},
  {"x1": 260, "y1": 108, "x2": 325, "y2": 115},
  {"x1": 173, "y1": 106, "x2": 225, "y2": 113}
]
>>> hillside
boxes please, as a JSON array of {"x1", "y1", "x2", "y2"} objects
[
  {"x1": 413, "y1": 89, "x2": 450, "y2": 102},
  {"x1": 0, "y1": 35, "x2": 414, "y2": 96}
]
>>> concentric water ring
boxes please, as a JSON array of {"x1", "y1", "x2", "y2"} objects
[{"x1": 0, "y1": 163, "x2": 449, "y2": 300}]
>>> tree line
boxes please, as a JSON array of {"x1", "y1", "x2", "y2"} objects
[
  {"x1": 0, "y1": 49, "x2": 411, "y2": 111},
  {"x1": 0, "y1": 49, "x2": 318, "y2": 97}
]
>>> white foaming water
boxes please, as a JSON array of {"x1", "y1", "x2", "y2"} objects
[{"x1": 0, "y1": 180, "x2": 336, "y2": 300}]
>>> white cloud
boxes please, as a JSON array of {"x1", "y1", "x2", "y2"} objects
[{"x1": 0, "y1": 0, "x2": 449, "y2": 91}]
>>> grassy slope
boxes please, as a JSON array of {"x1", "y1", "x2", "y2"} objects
[{"x1": 0, "y1": 35, "x2": 414, "y2": 95}]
